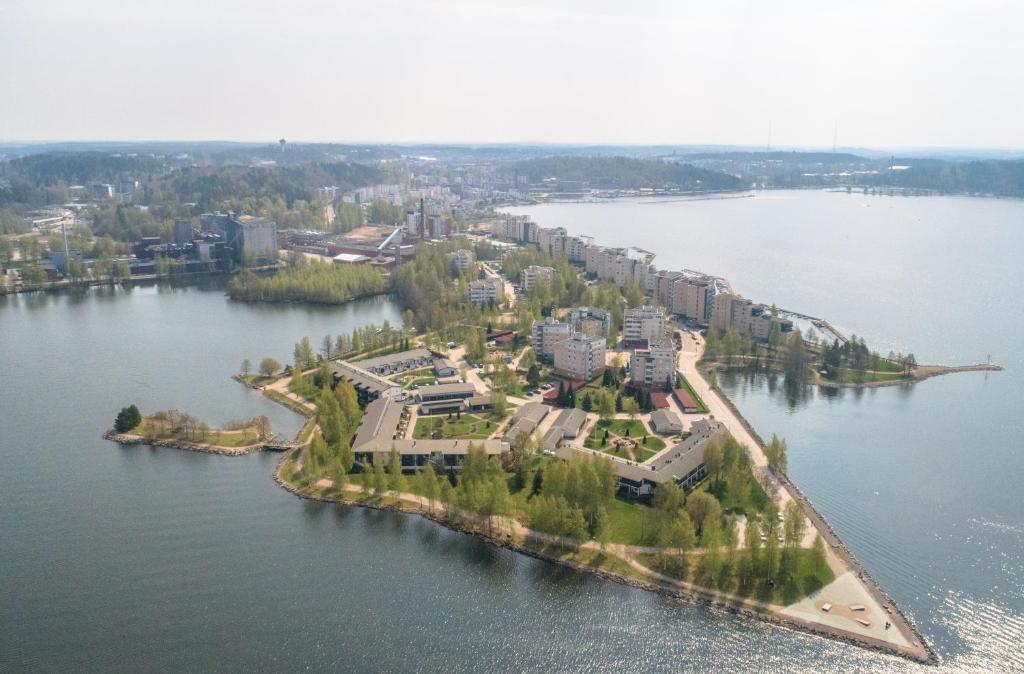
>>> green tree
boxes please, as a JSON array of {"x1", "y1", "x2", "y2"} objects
[
  {"x1": 387, "y1": 447, "x2": 406, "y2": 493},
  {"x1": 685, "y1": 491, "x2": 721, "y2": 538},
  {"x1": 113, "y1": 404, "x2": 142, "y2": 432},
  {"x1": 258, "y1": 357, "x2": 281, "y2": 377}
]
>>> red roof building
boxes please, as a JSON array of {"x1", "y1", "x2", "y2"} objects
[
  {"x1": 674, "y1": 388, "x2": 697, "y2": 413},
  {"x1": 650, "y1": 391, "x2": 670, "y2": 409}
]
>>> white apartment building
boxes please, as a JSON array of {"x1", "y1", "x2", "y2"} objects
[
  {"x1": 630, "y1": 338, "x2": 678, "y2": 389},
  {"x1": 554, "y1": 333, "x2": 607, "y2": 381},
  {"x1": 567, "y1": 306, "x2": 612, "y2": 338},
  {"x1": 448, "y1": 249, "x2": 475, "y2": 274},
  {"x1": 521, "y1": 265, "x2": 554, "y2": 291},
  {"x1": 468, "y1": 277, "x2": 504, "y2": 305},
  {"x1": 531, "y1": 317, "x2": 572, "y2": 361},
  {"x1": 623, "y1": 305, "x2": 667, "y2": 345}
]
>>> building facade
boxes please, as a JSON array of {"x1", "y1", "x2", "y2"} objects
[
  {"x1": 629, "y1": 338, "x2": 678, "y2": 389},
  {"x1": 469, "y1": 277, "x2": 504, "y2": 305},
  {"x1": 554, "y1": 333, "x2": 607, "y2": 381},
  {"x1": 623, "y1": 305, "x2": 667, "y2": 345},
  {"x1": 531, "y1": 317, "x2": 572, "y2": 362},
  {"x1": 521, "y1": 265, "x2": 555, "y2": 291},
  {"x1": 448, "y1": 248, "x2": 475, "y2": 274}
]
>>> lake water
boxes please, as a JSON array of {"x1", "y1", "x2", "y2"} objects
[{"x1": 2, "y1": 191, "x2": 1022, "y2": 672}]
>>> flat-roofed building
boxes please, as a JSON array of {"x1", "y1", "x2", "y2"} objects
[
  {"x1": 567, "y1": 306, "x2": 612, "y2": 339},
  {"x1": 354, "y1": 348, "x2": 433, "y2": 375},
  {"x1": 649, "y1": 408, "x2": 683, "y2": 435},
  {"x1": 624, "y1": 305, "x2": 667, "y2": 345},
  {"x1": 554, "y1": 333, "x2": 606, "y2": 381},
  {"x1": 532, "y1": 317, "x2": 572, "y2": 362},
  {"x1": 629, "y1": 338, "x2": 677, "y2": 389},
  {"x1": 414, "y1": 382, "x2": 477, "y2": 403},
  {"x1": 448, "y1": 249, "x2": 475, "y2": 273},
  {"x1": 353, "y1": 438, "x2": 509, "y2": 472},
  {"x1": 433, "y1": 358, "x2": 458, "y2": 378},
  {"x1": 521, "y1": 265, "x2": 554, "y2": 291},
  {"x1": 468, "y1": 277, "x2": 504, "y2": 305}
]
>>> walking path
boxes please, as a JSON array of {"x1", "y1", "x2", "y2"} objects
[{"x1": 675, "y1": 328, "x2": 929, "y2": 659}]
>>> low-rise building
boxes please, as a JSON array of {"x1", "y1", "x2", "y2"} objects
[
  {"x1": 557, "y1": 419, "x2": 726, "y2": 499},
  {"x1": 649, "y1": 409, "x2": 683, "y2": 435},
  {"x1": 521, "y1": 265, "x2": 554, "y2": 291},
  {"x1": 623, "y1": 305, "x2": 667, "y2": 346},
  {"x1": 629, "y1": 338, "x2": 677, "y2": 389},
  {"x1": 433, "y1": 358, "x2": 458, "y2": 378},
  {"x1": 554, "y1": 333, "x2": 606, "y2": 381},
  {"x1": 414, "y1": 382, "x2": 477, "y2": 403},
  {"x1": 503, "y1": 402, "x2": 551, "y2": 443},
  {"x1": 532, "y1": 317, "x2": 572, "y2": 362}
]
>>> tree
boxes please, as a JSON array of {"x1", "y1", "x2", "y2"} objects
[
  {"x1": 703, "y1": 442, "x2": 724, "y2": 486},
  {"x1": 685, "y1": 491, "x2": 721, "y2": 538},
  {"x1": 241, "y1": 359, "x2": 252, "y2": 376},
  {"x1": 114, "y1": 404, "x2": 142, "y2": 432},
  {"x1": 321, "y1": 334, "x2": 333, "y2": 360},
  {"x1": 765, "y1": 434, "x2": 789, "y2": 474},
  {"x1": 420, "y1": 463, "x2": 440, "y2": 513},
  {"x1": 371, "y1": 458, "x2": 387, "y2": 496},
  {"x1": 387, "y1": 447, "x2": 405, "y2": 493},
  {"x1": 783, "y1": 500, "x2": 806, "y2": 548},
  {"x1": 657, "y1": 511, "x2": 696, "y2": 572},
  {"x1": 258, "y1": 357, "x2": 281, "y2": 377},
  {"x1": 597, "y1": 390, "x2": 615, "y2": 420},
  {"x1": 295, "y1": 336, "x2": 316, "y2": 369},
  {"x1": 527, "y1": 363, "x2": 541, "y2": 388}
]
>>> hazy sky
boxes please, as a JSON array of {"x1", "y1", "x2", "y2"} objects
[{"x1": 3, "y1": 0, "x2": 1022, "y2": 148}]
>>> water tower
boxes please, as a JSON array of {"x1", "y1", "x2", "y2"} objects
[{"x1": 279, "y1": 138, "x2": 286, "y2": 153}]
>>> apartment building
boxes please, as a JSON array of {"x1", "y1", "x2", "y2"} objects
[
  {"x1": 623, "y1": 305, "x2": 667, "y2": 345},
  {"x1": 531, "y1": 316, "x2": 572, "y2": 361},
  {"x1": 554, "y1": 333, "x2": 607, "y2": 381},
  {"x1": 468, "y1": 277, "x2": 504, "y2": 305},
  {"x1": 448, "y1": 248, "x2": 475, "y2": 274},
  {"x1": 567, "y1": 306, "x2": 612, "y2": 339},
  {"x1": 629, "y1": 338, "x2": 678, "y2": 389},
  {"x1": 491, "y1": 214, "x2": 538, "y2": 243},
  {"x1": 521, "y1": 265, "x2": 554, "y2": 291}
]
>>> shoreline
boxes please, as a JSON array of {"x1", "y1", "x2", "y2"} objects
[
  {"x1": 103, "y1": 429, "x2": 265, "y2": 456},
  {"x1": 270, "y1": 449, "x2": 937, "y2": 665}
]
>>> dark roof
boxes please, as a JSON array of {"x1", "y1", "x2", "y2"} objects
[{"x1": 674, "y1": 388, "x2": 696, "y2": 409}]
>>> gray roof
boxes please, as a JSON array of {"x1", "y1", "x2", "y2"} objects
[
  {"x1": 415, "y1": 382, "x2": 477, "y2": 399},
  {"x1": 352, "y1": 396, "x2": 405, "y2": 451},
  {"x1": 555, "y1": 419, "x2": 727, "y2": 487},
  {"x1": 332, "y1": 361, "x2": 396, "y2": 395},
  {"x1": 550, "y1": 408, "x2": 588, "y2": 437},
  {"x1": 354, "y1": 438, "x2": 507, "y2": 456},
  {"x1": 650, "y1": 408, "x2": 682, "y2": 432},
  {"x1": 511, "y1": 402, "x2": 550, "y2": 425},
  {"x1": 504, "y1": 418, "x2": 538, "y2": 443},
  {"x1": 354, "y1": 348, "x2": 433, "y2": 371}
]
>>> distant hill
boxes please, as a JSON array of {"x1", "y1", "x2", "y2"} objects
[{"x1": 503, "y1": 155, "x2": 744, "y2": 191}]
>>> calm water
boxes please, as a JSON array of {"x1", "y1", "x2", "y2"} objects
[
  {"x1": 1, "y1": 190, "x2": 1022, "y2": 672},
  {"x1": 509, "y1": 192, "x2": 1024, "y2": 672}
]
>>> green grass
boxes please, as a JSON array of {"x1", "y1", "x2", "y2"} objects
[
  {"x1": 393, "y1": 368, "x2": 439, "y2": 389},
  {"x1": 412, "y1": 412, "x2": 501, "y2": 440},
  {"x1": 676, "y1": 374, "x2": 710, "y2": 413},
  {"x1": 604, "y1": 496, "x2": 657, "y2": 545},
  {"x1": 695, "y1": 471, "x2": 770, "y2": 516},
  {"x1": 831, "y1": 368, "x2": 910, "y2": 384},
  {"x1": 583, "y1": 418, "x2": 664, "y2": 460},
  {"x1": 264, "y1": 389, "x2": 315, "y2": 417}
]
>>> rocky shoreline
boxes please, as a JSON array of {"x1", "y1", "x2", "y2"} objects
[
  {"x1": 102, "y1": 429, "x2": 264, "y2": 456},
  {"x1": 270, "y1": 450, "x2": 937, "y2": 666}
]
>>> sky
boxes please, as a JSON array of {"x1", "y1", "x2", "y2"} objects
[{"x1": 2, "y1": 0, "x2": 1023, "y2": 149}]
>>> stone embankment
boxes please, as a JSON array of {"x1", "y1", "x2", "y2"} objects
[
  {"x1": 270, "y1": 450, "x2": 937, "y2": 666},
  {"x1": 103, "y1": 430, "x2": 264, "y2": 456}
]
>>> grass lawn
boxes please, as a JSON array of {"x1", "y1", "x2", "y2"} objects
[
  {"x1": 413, "y1": 412, "x2": 503, "y2": 440},
  {"x1": 604, "y1": 496, "x2": 656, "y2": 546},
  {"x1": 264, "y1": 389, "x2": 314, "y2": 417},
  {"x1": 676, "y1": 374, "x2": 710, "y2": 413},
  {"x1": 694, "y1": 470, "x2": 769, "y2": 516},
  {"x1": 831, "y1": 368, "x2": 910, "y2": 384},
  {"x1": 393, "y1": 368, "x2": 439, "y2": 389},
  {"x1": 583, "y1": 418, "x2": 664, "y2": 460}
]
